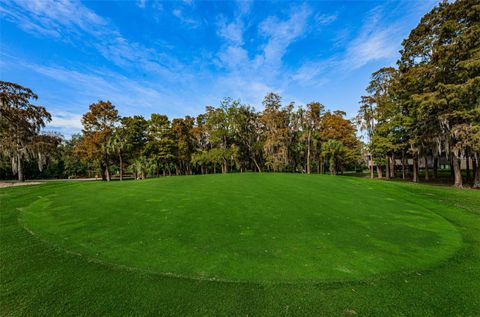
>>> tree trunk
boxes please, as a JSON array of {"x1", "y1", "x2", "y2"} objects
[
  {"x1": 433, "y1": 157, "x2": 438, "y2": 179},
  {"x1": 331, "y1": 161, "x2": 337, "y2": 175},
  {"x1": 370, "y1": 155, "x2": 374, "y2": 178},
  {"x1": 390, "y1": 153, "x2": 395, "y2": 178},
  {"x1": 452, "y1": 156, "x2": 463, "y2": 188},
  {"x1": 473, "y1": 157, "x2": 480, "y2": 188},
  {"x1": 253, "y1": 157, "x2": 262, "y2": 173},
  {"x1": 101, "y1": 162, "x2": 107, "y2": 181},
  {"x1": 401, "y1": 150, "x2": 406, "y2": 180},
  {"x1": 376, "y1": 165, "x2": 383, "y2": 179},
  {"x1": 306, "y1": 130, "x2": 311, "y2": 174},
  {"x1": 103, "y1": 149, "x2": 111, "y2": 181},
  {"x1": 412, "y1": 155, "x2": 419, "y2": 183},
  {"x1": 119, "y1": 153, "x2": 123, "y2": 181},
  {"x1": 17, "y1": 154, "x2": 24, "y2": 182},
  {"x1": 466, "y1": 156, "x2": 470, "y2": 181},
  {"x1": 105, "y1": 166, "x2": 110, "y2": 181},
  {"x1": 385, "y1": 156, "x2": 390, "y2": 180},
  {"x1": 450, "y1": 153, "x2": 455, "y2": 181},
  {"x1": 424, "y1": 155, "x2": 429, "y2": 181},
  {"x1": 223, "y1": 158, "x2": 228, "y2": 174}
]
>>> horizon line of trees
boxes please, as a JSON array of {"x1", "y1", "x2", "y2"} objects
[
  {"x1": 357, "y1": 0, "x2": 479, "y2": 188},
  {"x1": 1, "y1": 0, "x2": 477, "y2": 188},
  {"x1": 1, "y1": 83, "x2": 362, "y2": 181},
  {"x1": 76, "y1": 95, "x2": 361, "y2": 180}
]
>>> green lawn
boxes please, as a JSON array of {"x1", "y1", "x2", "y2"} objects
[{"x1": 1, "y1": 174, "x2": 479, "y2": 316}]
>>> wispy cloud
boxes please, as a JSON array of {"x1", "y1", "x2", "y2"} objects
[
  {"x1": 210, "y1": 4, "x2": 313, "y2": 105},
  {"x1": 217, "y1": 16, "x2": 244, "y2": 45},
  {"x1": 1, "y1": 0, "x2": 183, "y2": 78},
  {"x1": 49, "y1": 112, "x2": 83, "y2": 136},
  {"x1": 291, "y1": 58, "x2": 337, "y2": 86},
  {"x1": 1, "y1": 0, "x2": 439, "y2": 129},
  {"x1": 315, "y1": 13, "x2": 337, "y2": 25},
  {"x1": 0, "y1": 52, "x2": 210, "y2": 135},
  {"x1": 216, "y1": 13, "x2": 247, "y2": 70},
  {"x1": 0, "y1": 0, "x2": 106, "y2": 39},
  {"x1": 343, "y1": 6, "x2": 400, "y2": 69},
  {"x1": 172, "y1": 8, "x2": 200, "y2": 28},
  {"x1": 345, "y1": 29, "x2": 398, "y2": 69},
  {"x1": 257, "y1": 4, "x2": 311, "y2": 69},
  {"x1": 290, "y1": 3, "x2": 418, "y2": 90}
]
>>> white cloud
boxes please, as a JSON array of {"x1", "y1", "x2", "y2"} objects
[
  {"x1": 257, "y1": 5, "x2": 311, "y2": 68},
  {"x1": 49, "y1": 112, "x2": 83, "y2": 136},
  {"x1": 172, "y1": 8, "x2": 200, "y2": 28},
  {"x1": 346, "y1": 29, "x2": 399, "y2": 69},
  {"x1": 0, "y1": 55, "x2": 207, "y2": 128},
  {"x1": 343, "y1": 6, "x2": 401, "y2": 69},
  {"x1": 211, "y1": 4, "x2": 315, "y2": 107},
  {"x1": 315, "y1": 13, "x2": 337, "y2": 25},
  {"x1": 1, "y1": 0, "x2": 183, "y2": 78},
  {"x1": 217, "y1": 17, "x2": 244, "y2": 45},
  {"x1": 216, "y1": 14, "x2": 247, "y2": 69},
  {"x1": 215, "y1": 3, "x2": 311, "y2": 73},
  {"x1": 2, "y1": 0, "x2": 435, "y2": 125},
  {"x1": 290, "y1": 4, "x2": 405, "y2": 90},
  {"x1": 292, "y1": 58, "x2": 336, "y2": 86},
  {"x1": 217, "y1": 46, "x2": 249, "y2": 70},
  {"x1": 1, "y1": 0, "x2": 106, "y2": 38}
]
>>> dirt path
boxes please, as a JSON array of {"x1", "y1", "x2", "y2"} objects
[{"x1": 0, "y1": 182, "x2": 42, "y2": 188}]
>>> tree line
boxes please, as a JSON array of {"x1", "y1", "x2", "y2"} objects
[
  {"x1": 0, "y1": 84, "x2": 362, "y2": 181},
  {"x1": 2, "y1": 0, "x2": 477, "y2": 187},
  {"x1": 357, "y1": 0, "x2": 479, "y2": 188}
]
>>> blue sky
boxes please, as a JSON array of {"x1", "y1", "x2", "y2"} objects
[{"x1": 0, "y1": 0, "x2": 437, "y2": 137}]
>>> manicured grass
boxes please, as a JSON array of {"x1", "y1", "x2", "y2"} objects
[
  {"x1": 1, "y1": 174, "x2": 479, "y2": 316},
  {"x1": 18, "y1": 174, "x2": 462, "y2": 282}
]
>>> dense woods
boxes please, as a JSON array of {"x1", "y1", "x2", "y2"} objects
[
  {"x1": 1, "y1": 0, "x2": 478, "y2": 187},
  {"x1": 1, "y1": 88, "x2": 362, "y2": 180},
  {"x1": 0, "y1": 81, "x2": 61, "y2": 181},
  {"x1": 357, "y1": 0, "x2": 479, "y2": 188}
]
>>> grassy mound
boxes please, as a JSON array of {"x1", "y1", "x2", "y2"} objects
[{"x1": 20, "y1": 173, "x2": 460, "y2": 282}]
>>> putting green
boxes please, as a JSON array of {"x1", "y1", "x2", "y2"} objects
[{"x1": 20, "y1": 173, "x2": 461, "y2": 282}]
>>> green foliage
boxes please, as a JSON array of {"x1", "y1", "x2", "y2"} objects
[
  {"x1": 359, "y1": 0, "x2": 480, "y2": 186},
  {"x1": 0, "y1": 81, "x2": 57, "y2": 181},
  {"x1": 76, "y1": 100, "x2": 120, "y2": 181},
  {"x1": 321, "y1": 139, "x2": 344, "y2": 174}
]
